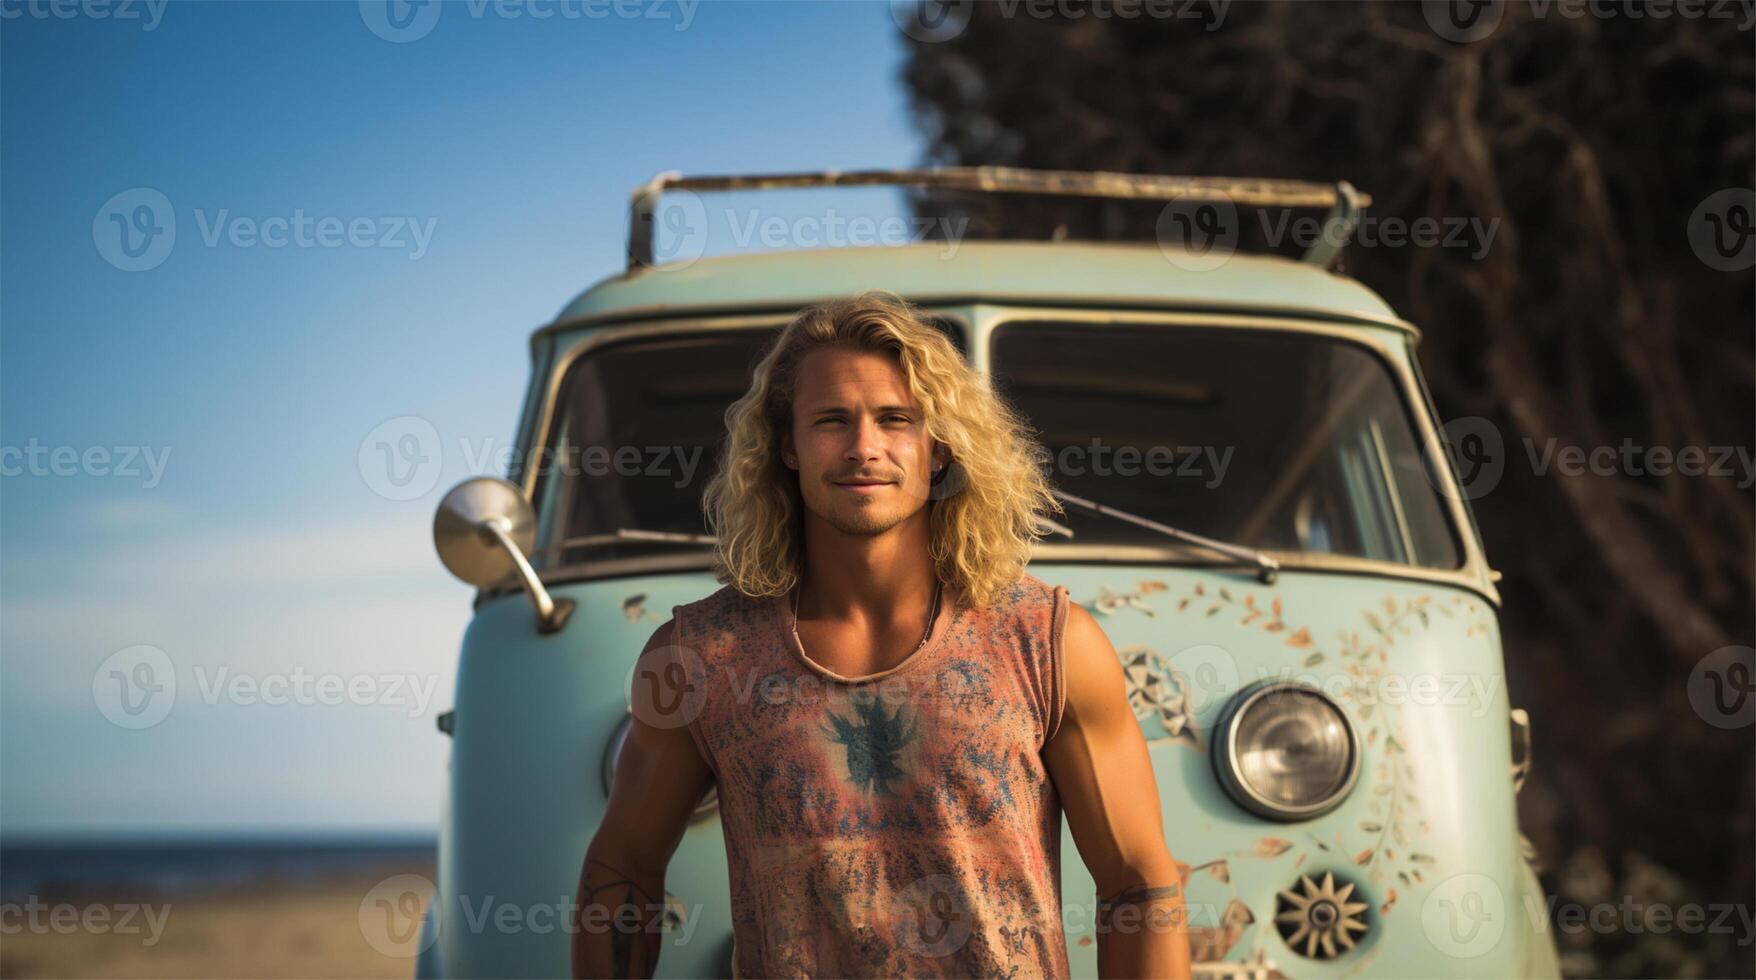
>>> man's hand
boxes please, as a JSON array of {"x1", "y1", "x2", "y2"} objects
[
  {"x1": 1043, "y1": 599, "x2": 1194, "y2": 980},
  {"x1": 572, "y1": 619, "x2": 716, "y2": 979}
]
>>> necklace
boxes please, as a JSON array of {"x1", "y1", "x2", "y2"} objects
[{"x1": 790, "y1": 579, "x2": 944, "y2": 657}]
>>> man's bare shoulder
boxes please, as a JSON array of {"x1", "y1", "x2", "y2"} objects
[
  {"x1": 668, "y1": 582, "x2": 774, "y2": 643},
  {"x1": 1062, "y1": 596, "x2": 1118, "y2": 655}
]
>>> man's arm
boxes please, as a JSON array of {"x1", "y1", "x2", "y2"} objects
[
  {"x1": 1043, "y1": 600, "x2": 1194, "y2": 980},
  {"x1": 572, "y1": 619, "x2": 716, "y2": 979}
]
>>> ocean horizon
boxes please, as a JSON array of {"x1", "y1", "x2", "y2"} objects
[{"x1": 0, "y1": 834, "x2": 438, "y2": 902}]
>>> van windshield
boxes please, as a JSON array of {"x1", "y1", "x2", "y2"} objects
[
  {"x1": 989, "y1": 321, "x2": 1461, "y2": 570},
  {"x1": 530, "y1": 320, "x2": 1461, "y2": 572}
]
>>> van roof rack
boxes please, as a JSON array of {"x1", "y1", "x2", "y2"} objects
[{"x1": 626, "y1": 166, "x2": 1368, "y2": 272}]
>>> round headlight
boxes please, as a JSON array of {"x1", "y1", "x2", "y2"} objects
[{"x1": 1212, "y1": 682, "x2": 1359, "y2": 820}]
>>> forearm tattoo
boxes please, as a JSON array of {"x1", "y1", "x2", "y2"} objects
[
  {"x1": 578, "y1": 857, "x2": 663, "y2": 977},
  {"x1": 1095, "y1": 881, "x2": 1185, "y2": 934}
]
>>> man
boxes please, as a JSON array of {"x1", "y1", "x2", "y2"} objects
[{"x1": 573, "y1": 292, "x2": 1192, "y2": 979}]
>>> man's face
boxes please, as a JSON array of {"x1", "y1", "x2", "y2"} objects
[{"x1": 782, "y1": 347, "x2": 947, "y2": 537}]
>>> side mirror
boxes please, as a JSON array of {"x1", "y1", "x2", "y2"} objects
[{"x1": 433, "y1": 477, "x2": 574, "y2": 634}]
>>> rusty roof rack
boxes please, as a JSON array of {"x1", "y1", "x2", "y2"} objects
[{"x1": 626, "y1": 166, "x2": 1369, "y2": 272}]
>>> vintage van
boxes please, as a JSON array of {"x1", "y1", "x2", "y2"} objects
[{"x1": 418, "y1": 167, "x2": 1560, "y2": 978}]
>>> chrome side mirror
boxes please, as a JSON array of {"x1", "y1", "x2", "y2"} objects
[{"x1": 433, "y1": 477, "x2": 574, "y2": 634}]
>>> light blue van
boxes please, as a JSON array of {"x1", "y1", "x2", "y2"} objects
[{"x1": 419, "y1": 167, "x2": 1560, "y2": 979}]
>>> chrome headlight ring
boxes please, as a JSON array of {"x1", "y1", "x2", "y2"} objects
[{"x1": 1211, "y1": 681, "x2": 1361, "y2": 821}]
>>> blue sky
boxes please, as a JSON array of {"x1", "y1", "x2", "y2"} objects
[{"x1": 1, "y1": 0, "x2": 926, "y2": 837}]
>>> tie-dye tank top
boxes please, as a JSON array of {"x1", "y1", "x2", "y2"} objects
[{"x1": 670, "y1": 572, "x2": 1073, "y2": 979}]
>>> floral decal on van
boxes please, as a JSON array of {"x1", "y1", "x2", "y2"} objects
[{"x1": 1082, "y1": 581, "x2": 1494, "y2": 931}]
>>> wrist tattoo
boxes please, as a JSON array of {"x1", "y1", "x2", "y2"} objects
[
  {"x1": 584, "y1": 857, "x2": 659, "y2": 904},
  {"x1": 1096, "y1": 882, "x2": 1185, "y2": 934},
  {"x1": 1098, "y1": 882, "x2": 1181, "y2": 909}
]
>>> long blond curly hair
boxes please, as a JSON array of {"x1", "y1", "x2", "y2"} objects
[{"x1": 702, "y1": 290, "x2": 1060, "y2": 610}]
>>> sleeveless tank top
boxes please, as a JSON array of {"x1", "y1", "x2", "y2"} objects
[{"x1": 669, "y1": 572, "x2": 1072, "y2": 979}]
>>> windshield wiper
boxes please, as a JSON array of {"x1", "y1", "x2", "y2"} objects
[
  {"x1": 1050, "y1": 490, "x2": 1280, "y2": 585},
  {"x1": 557, "y1": 529, "x2": 718, "y2": 551}
]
